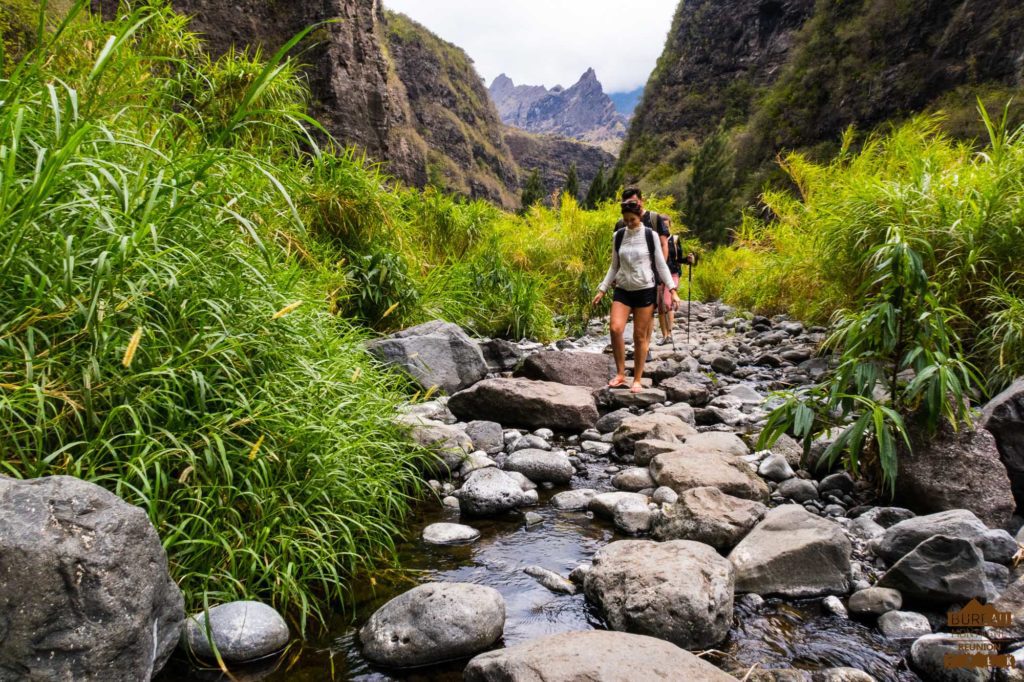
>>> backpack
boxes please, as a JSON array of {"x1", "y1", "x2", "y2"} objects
[{"x1": 613, "y1": 226, "x2": 660, "y2": 287}]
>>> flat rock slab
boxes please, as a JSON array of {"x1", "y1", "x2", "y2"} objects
[
  {"x1": 505, "y1": 449, "x2": 574, "y2": 484},
  {"x1": 684, "y1": 431, "x2": 751, "y2": 457},
  {"x1": 652, "y1": 486, "x2": 767, "y2": 550},
  {"x1": 422, "y1": 523, "x2": 481, "y2": 546},
  {"x1": 584, "y1": 539, "x2": 735, "y2": 649},
  {"x1": 360, "y1": 582, "x2": 505, "y2": 669},
  {"x1": 612, "y1": 413, "x2": 697, "y2": 456},
  {"x1": 728, "y1": 505, "x2": 852, "y2": 598},
  {"x1": 449, "y1": 378, "x2": 599, "y2": 432},
  {"x1": 514, "y1": 350, "x2": 614, "y2": 388},
  {"x1": 463, "y1": 630, "x2": 737, "y2": 681},
  {"x1": 651, "y1": 451, "x2": 770, "y2": 502},
  {"x1": 184, "y1": 601, "x2": 289, "y2": 663},
  {"x1": 600, "y1": 387, "x2": 668, "y2": 409}
]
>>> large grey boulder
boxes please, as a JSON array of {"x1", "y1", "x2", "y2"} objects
[
  {"x1": 651, "y1": 451, "x2": 770, "y2": 502},
  {"x1": 449, "y1": 378, "x2": 599, "y2": 432},
  {"x1": 183, "y1": 601, "x2": 288, "y2": 663},
  {"x1": 910, "y1": 633, "x2": 995, "y2": 682},
  {"x1": 0, "y1": 476, "x2": 184, "y2": 681},
  {"x1": 874, "y1": 510, "x2": 1018, "y2": 565},
  {"x1": 480, "y1": 338, "x2": 524, "y2": 373},
  {"x1": 366, "y1": 320, "x2": 487, "y2": 394},
  {"x1": 981, "y1": 377, "x2": 1024, "y2": 515},
  {"x1": 728, "y1": 505, "x2": 852, "y2": 597},
  {"x1": 465, "y1": 420, "x2": 505, "y2": 455},
  {"x1": 660, "y1": 373, "x2": 711, "y2": 406},
  {"x1": 898, "y1": 422, "x2": 1015, "y2": 529},
  {"x1": 584, "y1": 539, "x2": 735, "y2": 649},
  {"x1": 877, "y1": 535, "x2": 994, "y2": 604},
  {"x1": 514, "y1": 350, "x2": 613, "y2": 388},
  {"x1": 505, "y1": 449, "x2": 574, "y2": 484},
  {"x1": 359, "y1": 582, "x2": 504, "y2": 668},
  {"x1": 455, "y1": 467, "x2": 526, "y2": 515},
  {"x1": 652, "y1": 486, "x2": 767, "y2": 550},
  {"x1": 463, "y1": 630, "x2": 737, "y2": 681}
]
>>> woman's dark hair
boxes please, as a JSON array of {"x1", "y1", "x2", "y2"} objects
[{"x1": 620, "y1": 200, "x2": 643, "y2": 217}]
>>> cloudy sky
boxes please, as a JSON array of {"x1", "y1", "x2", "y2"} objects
[{"x1": 383, "y1": 0, "x2": 679, "y2": 94}]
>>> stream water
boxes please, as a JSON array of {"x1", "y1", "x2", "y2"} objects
[{"x1": 159, "y1": 449, "x2": 922, "y2": 681}]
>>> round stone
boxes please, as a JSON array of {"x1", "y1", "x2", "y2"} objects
[
  {"x1": 184, "y1": 601, "x2": 289, "y2": 663},
  {"x1": 422, "y1": 523, "x2": 480, "y2": 546}
]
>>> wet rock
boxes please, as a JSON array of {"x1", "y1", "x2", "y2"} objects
[
  {"x1": 449, "y1": 378, "x2": 599, "y2": 432},
  {"x1": 422, "y1": 523, "x2": 480, "y2": 546},
  {"x1": 455, "y1": 468, "x2": 526, "y2": 515},
  {"x1": 569, "y1": 564, "x2": 590, "y2": 585},
  {"x1": 899, "y1": 421, "x2": 1015, "y2": 529},
  {"x1": 728, "y1": 506, "x2": 852, "y2": 597},
  {"x1": 581, "y1": 440, "x2": 614, "y2": 456},
  {"x1": 515, "y1": 350, "x2": 613, "y2": 388},
  {"x1": 550, "y1": 488, "x2": 597, "y2": 511},
  {"x1": 596, "y1": 408, "x2": 633, "y2": 434},
  {"x1": 612, "y1": 413, "x2": 696, "y2": 455},
  {"x1": 612, "y1": 496, "x2": 653, "y2": 534},
  {"x1": 981, "y1": 377, "x2": 1024, "y2": 516},
  {"x1": 778, "y1": 478, "x2": 819, "y2": 503},
  {"x1": 877, "y1": 610, "x2": 931, "y2": 639},
  {"x1": 822, "y1": 595, "x2": 847, "y2": 617},
  {"x1": 366, "y1": 320, "x2": 487, "y2": 394},
  {"x1": 584, "y1": 540, "x2": 735, "y2": 649},
  {"x1": 588, "y1": 491, "x2": 649, "y2": 520},
  {"x1": 910, "y1": 633, "x2": 995, "y2": 682},
  {"x1": 408, "y1": 422, "x2": 472, "y2": 476},
  {"x1": 359, "y1": 582, "x2": 505, "y2": 668},
  {"x1": 652, "y1": 486, "x2": 767, "y2": 550},
  {"x1": 522, "y1": 489, "x2": 540, "y2": 505},
  {"x1": 524, "y1": 565, "x2": 576, "y2": 594},
  {"x1": 524, "y1": 512, "x2": 544, "y2": 527},
  {"x1": 651, "y1": 451, "x2": 770, "y2": 502},
  {"x1": 442, "y1": 495, "x2": 460, "y2": 509},
  {"x1": 465, "y1": 420, "x2": 505, "y2": 455},
  {"x1": 758, "y1": 453, "x2": 796, "y2": 481},
  {"x1": 660, "y1": 373, "x2": 711, "y2": 406},
  {"x1": 0, "y1": 476, "x2": 184, "y2": 680},
  {"x1": 875, "y1": 510, "x2": 1018, "y2": 565},
  {"x1": 612, "y1": 467, "x2": 656, "y2": 492},
  {"x1": 848, "y1": 587, "x2": 902, "y2": 616},
  {"x1": 463, "y1": 630, "x2": 737, "y2": 681},
  {"x1": 505, "y1": 449, "x2": 574, "y2": 484},
  {"x1": 877, "y1": 535, "x2": 994, "y2": 603},
  {"x1": 184, "y1": 602, "x2": 289, "y2": 663}
]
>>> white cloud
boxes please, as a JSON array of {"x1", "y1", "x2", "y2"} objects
[{"x1": 382, "y1": 0, "x2": 678, "y2": 94}]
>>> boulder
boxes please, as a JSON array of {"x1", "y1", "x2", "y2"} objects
[
  {"x1": 596, "y1": 408, "x2": 633, "y2": 434},
  {"x1": 634, "y1": 438, "x2": 686, "y2": 466},
  {"x1": 183, "y1": 601, "x2": 288, "y2": 663},
  {"x1": 465, "y1": 420, "x2": 505, "y2": 455},
  {"x1": 515, "y1": 350, "x2": 613, "y2": 388},
  {"x1": 875, "y1": 510, "x2": 1018, "y2": 565},
  {"x1": 612, "y1": 467, "x2": 656, "y2": 492},
  {"x1": 455, "y1": 468, "x2": 526, "y2": 515},
  {"x1": 758, "y1": 453, "x2": 796, "y2": 481},
  {"x1": 898, "y1": 421, "x2": 1015, "y2": 528},
  {"x1": 505, "y1": 449, "x2": 574, "y2": 484},
  {"x1": 659, "y1": 373, "x2": 711, "y2": 406},
  {"x1": 584, "y1": 540, "x2": 735, "y2": 649},
  {"x1": 359, "y1": 582, "x2": 505, "y2": 668},
  {"x1": 422, "y1": 523, "x2": 481, "y2": 546},
  {"x1": 408, "y1": 422, "x2": 471, "y2": 475},
  {"x1": 480, "y1": 338, "x2": 524, "y2": 372},
  {"x1": 651, "y1": 451, "x2": 770, "y2": 502},
  {"x1": 728, "y1": 505, "x2": 852, "y2": 597},
  {"x1": 653, "y1": 402, "x2": 697, "y2": 425},
  {"x1": 463, "y1": 630, "x2": 737, "y2": 681},
  {"x1": 981, "y1": 377, "x2": 1024, "y2": 515},
  {"x1": 550, "y1": 488, "x2": 597, "y2": 511},
  {"x1": 778, "y1": 478, "x2": 819, "y2": 503},
  {"x1": 449, "y1": 378, "x2": 599, "y2": 432},
  {"x1": 985, "y1": 575, "x2": 1024, "y2": 642},
  {"x1": 601, "y1": 387, "x2": 668, "y2": 409},
  {"x1": 877, "y1": 610, "x2": 931, "y2": 639},
  {"x1": 612, "y1": 495, "x2": 653, "y2": 534},
  {"x1": 910, "y1": 633, "x2": 995, "y2": 682},
  {"x1": 0, "y1": 475, "x2": 183, "y2": 680},
  {"x1": 652, "y1": 486, "x2": 768, "y2": 550},
  {"x1": 612, "y1": 413, "x2": 696, "y2": 455},
  {"x1": 523, "y1": 566, "x2": 576, "y2": 594},
  {"x1": 509, "y1": 434, "x2": 551, "y2": 452},
  {"x1": 848, "y1": 587, "x2": 902, "y2": 616},
  {"x1": 877, "y1": 535, "x2": 993, "y2": 604},
  {"x1": 588, "y1": 491, "x2": 649, "y2": 520},
  {"x1": 765, "y1": 432, "x2": 805, "y2": 469},
  {"x1": 684, "y1": 431, "x2": 751, "y2": 457},
  {"x1": 366, "y1": 320, "x2": 487, "y2": 393},
  {"x1": 459, "y1": 452, "x2": 498, "y2": 478}
]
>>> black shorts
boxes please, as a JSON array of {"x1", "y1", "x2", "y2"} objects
[{"x1": 612, "y1": 286, "x2": 657, "y2": 309}]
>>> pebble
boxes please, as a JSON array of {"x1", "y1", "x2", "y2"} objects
[
  {"x1": 524, "y1": 512, "x2": 544, "y2": 527},
  {"x1": 442, "y1": 496, "x2": 460, "y2": 509}
]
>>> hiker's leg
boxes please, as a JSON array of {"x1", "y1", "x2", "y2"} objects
[
  {"x1": 609, "y1": 300, "x2": 629, "y2": 385},
  {"x1": 632, "y1": 303, "x2": 655, "y2": 390}
]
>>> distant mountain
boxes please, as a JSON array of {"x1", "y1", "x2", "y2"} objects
[
  {"x1": 609, "y1": 87, "x2": 644, "y2": 117},
  {"x1": 489, "y1": 69, "x2": 627, "y2": 155}
]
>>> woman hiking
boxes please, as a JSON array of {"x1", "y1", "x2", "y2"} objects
[{"x1": 592, "y1": 199, "x2": 681, "y2": 393}]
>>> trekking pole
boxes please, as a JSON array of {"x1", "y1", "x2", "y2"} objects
[{"x1": 686, "y1": 258, "x2": 693, "y2": 346}]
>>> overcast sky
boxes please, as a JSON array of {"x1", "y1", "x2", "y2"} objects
[{"x1": 383, "y1": 0, "x2": 679, "y2": 94}]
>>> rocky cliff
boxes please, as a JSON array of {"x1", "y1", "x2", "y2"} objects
[
  {"x1": 621, "y1": 0, "x2": 1024, "y2": 190},
  {"x1": 502, "y1": 127, "x2": 616, "y2": 200},
  {"x1": 490, "y1": 69, "x2": 628, "y2": 155}
]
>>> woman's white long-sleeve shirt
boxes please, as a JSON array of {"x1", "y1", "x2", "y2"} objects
[{"x1": 598, "y1": 226, "x2": 677, "y2": 293}]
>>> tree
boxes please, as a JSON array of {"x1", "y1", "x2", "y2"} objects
[
  {"x1": 564, "y1": 162, "x2": 579, "y2": 201},
  {"x1": 683, "y1": 123, "x2": 736, "y2": 245},
  {"x1": 583, "y1": 165, "x2": 606, "y2": 209},
  {"x1": 520, "y1": 169, "x2": 544, "y2": 213}
]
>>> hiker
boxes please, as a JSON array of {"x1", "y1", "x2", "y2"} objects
[
  {"x1": 592, "y1": 200, "x2": 680, "y2": 393},
  {"x1": 658, "y1": 232, "x2": 697, "y2": 345},
  {"x1": 613, "y1": 188, "x2": 670, "y2": 361}
]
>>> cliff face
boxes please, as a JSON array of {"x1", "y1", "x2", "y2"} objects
[
  {"x1": 622, "y1": 0, "x2": 1024, "y2": 184},
  {"x1": 502, "y1": 126, "x2": 616, "y2": 199},
  {"x1": 490, "y1": 70, "x2": 628, "y2": 155}
]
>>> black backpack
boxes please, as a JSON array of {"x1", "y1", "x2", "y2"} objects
[{"x1": 613, "y1": 226, "x2": 660, "y2": 287}]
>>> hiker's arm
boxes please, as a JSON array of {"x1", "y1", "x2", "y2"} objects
[
  {"x1": 653, "y1": 242, "x2": 675, "y2": 291},
  {"x1": 597, "y1": 242, "x2": 620, "y2": 294},
  {"x1": 660, "y1": 234, "x2": 669, "y2": 259}
]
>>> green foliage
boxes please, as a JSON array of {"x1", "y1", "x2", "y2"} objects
[
  {"x1": 584, "y1": 165, "x2": 607, "y2": 209},
  {"x1": 683, "y1": 122, "x2": 737, "y2": 245},
  {"x1": 564, "y1": 162, "x2": 579, "y2": 201},
  {"x1": 520, "y1": 168, "x2": 544, "y2": 213}
]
